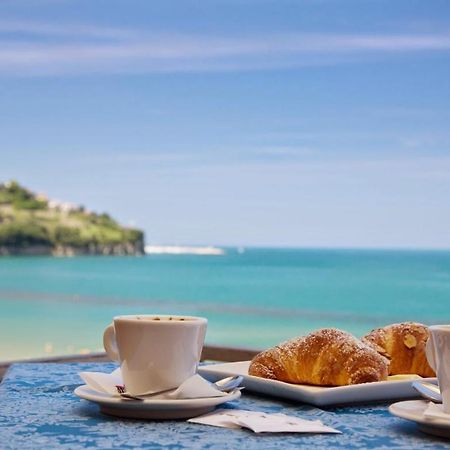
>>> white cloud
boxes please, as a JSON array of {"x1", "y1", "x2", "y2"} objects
[
  {"x1": 1, "y1": 20, "x2": 449, "y2": 75},
  {"x1": 254, "y1": 146, "x2": 316, "y2": 157},
  {"x1": 0, "y1": 20, "x2": 135, "y2": 39},
  {"x1": 76, "y1": 146, "x2": 450, "y2": 183}
]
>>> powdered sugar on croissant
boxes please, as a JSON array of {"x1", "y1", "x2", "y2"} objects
[{"x1": 249, "y1": 328, "x2": 389, "y2": 386}]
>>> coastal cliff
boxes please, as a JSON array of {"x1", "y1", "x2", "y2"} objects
[{"x1": 0, "y1": 181, "x2": 144, "y2": 256}]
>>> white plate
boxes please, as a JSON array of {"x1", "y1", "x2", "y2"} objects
[
  {"x1": 389, "y1": 400, "x2": 450, "y2": 438},
  {"x1": 74, "y1": 385, "x2": 241, "y2": 420},
  {"x1": 199, "y1": 361, "x2": 436, "y2": 406}
]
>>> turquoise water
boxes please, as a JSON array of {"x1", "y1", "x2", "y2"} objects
[{"x1": 1, "y1": 248, "x2": 450, "y2": 360}]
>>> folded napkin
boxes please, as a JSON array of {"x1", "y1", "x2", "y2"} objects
[
  {"x1": 188, "y1": 409, "x2": 341, "y2": 434},
  {"x1": 423, "y1": 402, "x2": 450, "y2": 421},
  {"x1": 80, "y1": 368, "x2": 123, "y2": 396},
  {"x1": 168, "y1": 374, "x2": 227, "y2": 399},
  {"x1": 79, "y1": 369, "x2": 227, "y2": 399}
]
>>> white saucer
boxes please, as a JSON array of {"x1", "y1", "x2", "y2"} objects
[
  {"x1": 389, "y1": 400, "x2": 450, "y2": 439},
  {"x1": 74, "y1": 385, "x2": 241, "y2": 420}
]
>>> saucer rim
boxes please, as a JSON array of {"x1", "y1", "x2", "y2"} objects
[
  {"x1": 74, "y1": 384, "x2": 241, "y2": 408},
  {"x1": 389, "y1": 399, "x2": 450, "y2": 429}
]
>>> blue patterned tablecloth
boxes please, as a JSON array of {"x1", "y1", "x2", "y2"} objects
[{"x1": 0, "y1": 363, "x2": 448, "y2": 449}]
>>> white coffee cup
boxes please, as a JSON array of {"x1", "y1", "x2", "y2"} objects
[
  {"x1": 103, "y1": 314, "x2": 207, "y2": 395},
  {"x1": 425, "y1": 324, "x2": 450, "y2": 413}
]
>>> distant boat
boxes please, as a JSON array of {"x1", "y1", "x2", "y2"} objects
[{"x1": 144, "y1": 245, "x2": 225, "y2": 256}]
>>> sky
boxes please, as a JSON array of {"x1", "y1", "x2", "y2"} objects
[{"x1": 0, "y1": 0, "x2": 449, "y2": 249}]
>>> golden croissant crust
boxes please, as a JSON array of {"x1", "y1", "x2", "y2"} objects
[
  {"x1": 248, "y1": 328, "x2": 389, "y2": 386},
  {"x1": 362, "y1": 322, "x2": 435, "y2": 377}
]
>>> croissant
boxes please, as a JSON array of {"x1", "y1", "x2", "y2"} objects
[
  {"x1": 249, "y1": 328, "x2": 389, "y2": 386},
  {"x1": 362, "y1": 322, "x2": 435, "y2": 377}
]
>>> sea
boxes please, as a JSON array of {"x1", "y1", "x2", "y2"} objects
[{"x1": 1, "y1": 248, "x2": 450, "y2": 361}]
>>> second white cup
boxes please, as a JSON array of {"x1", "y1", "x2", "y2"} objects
[{"x1": 425, "y1": 324, "x2": 450, "y2": 413}]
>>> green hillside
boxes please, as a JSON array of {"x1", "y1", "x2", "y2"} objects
[{"x1": 0, "y1": 181, "x2": 144, "y2": 255}]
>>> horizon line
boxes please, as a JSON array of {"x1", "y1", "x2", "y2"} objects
[{"x1": 144, "y1": 244, "x2": 450, "y2": 252}]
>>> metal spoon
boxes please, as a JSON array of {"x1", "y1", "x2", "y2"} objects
[
  {"x1": 213, "y1": 375, "x2": 244, "y2": 392},
  {"x1": 117, "y1": 385, "x2": 175, "y2": 401},
  {"x1": 412, "y1": 380, "x2": 442, "y2": 403},
  {"x1": 119, "y1": 375, "x2": 244, "y2": 401}
]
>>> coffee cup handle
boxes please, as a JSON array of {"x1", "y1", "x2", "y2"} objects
[
  {"x1": 425, "y1": 335, "x2": 437, "y2": 372},
  {"x1": 103, "y1": 324, "x2": 120, "y2": 361}
]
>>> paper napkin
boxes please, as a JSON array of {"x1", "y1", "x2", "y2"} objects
[
  {"x1": 188, "y1": 409, "x2": 341, "y2": 434},
  {"x1": 167, "y1": 374, "x2": 228, "y2": 399},
  {"x1": 79, "y1": 369, "x2": 228, "y2": 399},
  {"x1": 79, "y1": 368, "x2": 123, "y2": 396},
  {"x1": 423, "y1": 402, "x2": 450, "y2": 421}
]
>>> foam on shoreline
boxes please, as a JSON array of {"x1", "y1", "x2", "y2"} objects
[{"x1": 144, "y1": 245, "x2": 225, "y2": 255}]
